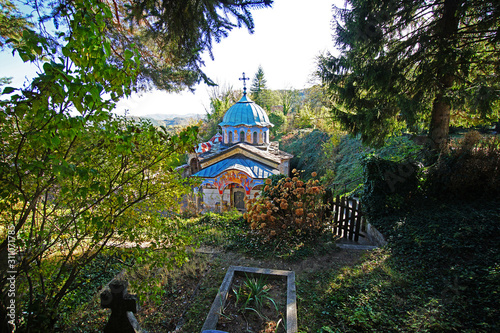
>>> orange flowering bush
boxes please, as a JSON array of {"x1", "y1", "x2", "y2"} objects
[{"x1": 244, "y1": 170, "x2": 333, "y2": 245}]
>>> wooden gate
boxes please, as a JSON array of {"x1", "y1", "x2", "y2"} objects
[{"x1": 331, "y1": 196, "x2": 365, "y2": 242}]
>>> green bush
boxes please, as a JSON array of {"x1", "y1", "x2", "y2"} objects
[
  {"x1": 362, "y1": 155, "x2": 422, "y2": 216},
  {"x1": 281, "y1": 129, "x2": 332, "y2": 181},
  {"x1": 425, "y1": 132, "x2": 500, "y2": 199}
]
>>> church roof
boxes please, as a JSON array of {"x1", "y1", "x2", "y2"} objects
[
  {"x1": 198, "y1": 142, "x2": 293, "y2": 169},
  {"x1": 219, "y1": 95, "x2": 273, "y2": 127},
  {"x1": 192, "y1": 154, "x2": 279, "y2": 179}
]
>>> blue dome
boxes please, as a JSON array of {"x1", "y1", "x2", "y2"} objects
[{"x1": 219, "y1": 95, "x2": 273, "y2": 127}]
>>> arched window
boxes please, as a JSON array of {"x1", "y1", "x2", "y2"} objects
[
  {"x1": 253, "y1": 132, "x2": 258, "y2": 144},
  {"x1": 240, "y1": 131, "x2": 245, "y2": 142},
  {"x1": 228, "y1": 131, "x2": 233, "y2": 143}
]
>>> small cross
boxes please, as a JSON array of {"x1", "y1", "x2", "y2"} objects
[
  {"x1": 239, "y1": 72, "x2": 250, "y2": 95},
  {"x1": 101, "y1": 279, "x2": 140, "y2": 333}
]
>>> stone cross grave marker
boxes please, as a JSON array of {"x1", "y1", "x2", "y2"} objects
[{"x1": 100, "y1": 279, "x2": 141, "y2": 333}]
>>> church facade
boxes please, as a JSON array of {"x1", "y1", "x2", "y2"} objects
[{"x1": 185, "y1": 76, "x2": 293, "y2": 211}]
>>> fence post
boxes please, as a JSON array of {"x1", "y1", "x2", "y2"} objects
[
  {"x1": 354, "y1": 201, "x2": 363, "y2": 242},
  {"x1": 333, "y1": 195, "x2": 340, "y2": 235},
  {"x1": 347, "y1": 199, "x2": 355, "y2": 240}
]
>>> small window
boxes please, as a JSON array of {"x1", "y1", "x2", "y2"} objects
[
  {"x1": 228, "y1": 131, "x2": 233, "y2": 143},
  {"x1": 240, "y1": 131, "x2": 245, "y2": 142},
  {"x1": 253, "y1": 132, "x2": 258, "y2": 144}
]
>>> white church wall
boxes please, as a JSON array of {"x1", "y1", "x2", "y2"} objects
[
  {"x1": 202, "y1": 188, "x2": 220, "y2": 207},
  {"x1": 202, "y1": 187, "x2": 262, "y2": 209}
]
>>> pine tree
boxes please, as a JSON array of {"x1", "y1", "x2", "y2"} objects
[
  {"x1": 318, "y1": 0, "x2": 500, "y2": 149},
  {"x1": 250, "y1": 65, "x2": 270, "y2": 108}
]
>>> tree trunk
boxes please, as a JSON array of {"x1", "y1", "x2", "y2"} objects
[
  {"x1": 428, "y1": 93, "x2": 451, "y2": 150},
  {"x1": 427, "y1": 0, "x2": 460, "y2": 151}
]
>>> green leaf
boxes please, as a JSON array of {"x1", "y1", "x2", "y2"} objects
[{"x1": 2, "y1": 87, "x2": 16, "y2": 94}]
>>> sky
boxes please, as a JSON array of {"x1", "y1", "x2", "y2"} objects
[{"x1": 0, "y1": 0, "x2": 342, "y2": 117}]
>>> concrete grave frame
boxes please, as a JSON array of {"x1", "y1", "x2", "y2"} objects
[{"x1": 201, "y1": 266, "x2": 297, "y2": 333}]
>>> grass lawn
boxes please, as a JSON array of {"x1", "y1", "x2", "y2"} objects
[{"x1": 60, "y1": 197, "x2": 499, "y2": 332}]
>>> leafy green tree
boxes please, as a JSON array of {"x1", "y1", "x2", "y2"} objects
[
  {"x1": 0, "y1": 0, "x2": 30, "y2": 49},
  {"x1": 27, "y1": 0, "x2": 273, "y2": 92},
  {"x1": 201, "y1": 83, "x2": 240, "y2": 140},
  {"x1": 276, "y1": 88, "x2": 301, "y2": 115},
  {"x1": 0, "y1": 0, "x2": 272, "y2": 331},
  {"x1": 318, "y1": 0, "x2": 500, "y2": 149},
  {"x1": 268, "y1": 108, "x2": 287, "y2": 136}
]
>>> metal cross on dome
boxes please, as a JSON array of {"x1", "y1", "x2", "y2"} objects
[{"x1": 239, "y1": 72, "x2": 250, "y2": 95}]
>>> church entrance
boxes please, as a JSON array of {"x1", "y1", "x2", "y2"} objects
[{"x1": 234, "y1": 191, "x2": 246, "y2": 210}]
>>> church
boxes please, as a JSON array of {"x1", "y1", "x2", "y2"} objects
[{"x1": 184, "y1": 74, "x2": 293, "y2": 211}]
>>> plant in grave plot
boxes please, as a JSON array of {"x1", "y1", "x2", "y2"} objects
[
  {"x1": 244, "y1": 170, "x2": 334, "y2": 248},
  {"x1": 220, "y1": 274, "x2": 286, "y2": 333},
  {"x1": 233, "y1": 274, "x2": 279, "y2": 317}
]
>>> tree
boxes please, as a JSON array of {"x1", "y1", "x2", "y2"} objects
[
  {"x1": 276, "y1": 88, "x2": 301, "y2": 115},
  {"x1": 106, "y1": 0, "x2": 273, "y2": 91},
  {"x1": 318, "y1": 0, "x2": 500, "y2": 149},
  {"x1": 0, "y1": 0, "x2": 30, "y2": 49},
  {"x1": 250, "y1": 65, "x2": 272, "y2": 108},
  {"x1": 201, "y1": 83, "x2": 240, "y2": 140},
  {"x1": 0, "y1": 0, "x2": 272, "y2": 331},
  {"x1": 20, "y1": 0, "x2": 273, "y2": 92}
]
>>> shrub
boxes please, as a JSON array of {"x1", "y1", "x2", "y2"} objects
[
  {"x1": 425, "y1": 132, "x2": 500, "y2": 199},
  {"x1": 362, "y1": 155, "x2": 422, "y2": 216},
  {"x1": 244, "y1": 170, "x2": 333, "y2": 246}
]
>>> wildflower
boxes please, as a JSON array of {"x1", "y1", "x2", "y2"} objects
[
  {"x1": 295, "y1": 208, "x2": 304, "y2": 216},
  {"x1": 296, "y1": 180, "x2": 304, "y2": 187},
  {"x1": 292, "y1": 177, "x2": 298, "y2": 182},
  {"x1": 308, "y1": 213, "x2": 315, "y2": 219},
  {"x1": 296, "y1": 188, "x2": 305, "y2": 195},
  {"x1": 296, "y1": 218, "x2": 303, "y2": 224},
  {"x1": 292, "y1": 168, "x2": 297, "y2": 173},
  {"x1": 264, "y1": 185, "x2": 269, "y2": 192},
  {"x1": 270, "y1": 230, "x2": 276, "y2": 236},
  {"x1": 311, "y1": 172, "x2": 317, "y2": 177},
  {"x1": 261, "y1": 223, "x2": 267, "y2": 228},
  {"x1": 261, "y1": 213, "x2": 267, "y2": 220},
  {"x1": 250, "y1": 222, "x2": 257, "y2": 229},
  {"x1": 265, "y1": 178, "x2": 272, "y2": 185},
  {"x1": 280, "y1": 201, "x2": 289, "y2": 210},
  {"x1": 295, "y1": 201, "x2": 303, "y2": 207}
]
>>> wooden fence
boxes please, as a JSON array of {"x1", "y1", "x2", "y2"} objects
[{"x1": 331, "y1": 196, "x2": 365, "y2": 242}]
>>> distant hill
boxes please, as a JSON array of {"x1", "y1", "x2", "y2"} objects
[{"x1": 127, "y1": 113, "x2": 205, "y2": 127}]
